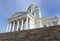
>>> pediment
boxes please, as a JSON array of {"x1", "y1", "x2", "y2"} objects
[{"x1": 9, "y1": 12, "x2": 27, "y2": 19}]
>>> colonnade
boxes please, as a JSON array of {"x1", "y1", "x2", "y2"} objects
[{"x1": 6, "y1": 17, "x2": 30, "y2": 32}]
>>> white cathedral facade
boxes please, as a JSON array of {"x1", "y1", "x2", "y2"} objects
[{"x1": 6, "y1": 4, "x2": 58, "y2": 32}]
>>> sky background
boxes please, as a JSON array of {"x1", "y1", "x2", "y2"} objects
[{"x1": 0, "y1": 0, "x2": 60, "y2": 33}]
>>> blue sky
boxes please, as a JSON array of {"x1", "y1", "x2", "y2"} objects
[{"x1": 0, "y1": 0, "x2": 60, "y2": 33}]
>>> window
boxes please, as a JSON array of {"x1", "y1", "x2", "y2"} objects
[{"x1": 32, "y1": 11, "x2": 36, "y2": 17}]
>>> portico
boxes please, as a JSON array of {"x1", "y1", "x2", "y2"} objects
[{"x1": 6, "y1": 17, "x2": 31, "y2": 32}]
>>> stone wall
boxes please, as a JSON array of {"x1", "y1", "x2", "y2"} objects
[{"x1": 0, "y1": 25, "x2": 60, "y2": 41}]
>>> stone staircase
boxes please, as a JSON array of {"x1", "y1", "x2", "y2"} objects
[{"x1": 0, "y1": 25, "x2": 60, "y2": 41}]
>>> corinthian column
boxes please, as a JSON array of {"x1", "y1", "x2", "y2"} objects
[
  {"x1": 28, "y1": 18, "x2": 30, "y2": 29},
  {"x1": 20, "y1": 19, "x2": 24, "y2": 30},
  {"x1": 6, "y1": 24, "x2": 9, "y2": 32},
  {"x1": 12, "y1": 21, "x2": 15, "y2": 32},
  {"x1": 16, "y1": 20, "x2": 20, "y2": 31},
  {"x1": 25, "y1": 17, "x2": 28, "y2": 30},
  {"x1": 9, "y1": 22, "x2": 12, "y2": 32}
]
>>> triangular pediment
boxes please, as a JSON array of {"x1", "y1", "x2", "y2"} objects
[{"x1": 9, "y1": 12, "x2": 27, "y2": 19}]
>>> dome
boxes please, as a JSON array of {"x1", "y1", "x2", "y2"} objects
[{"x1": 27, "y1": 4, "x2": 42, "y2": 18}]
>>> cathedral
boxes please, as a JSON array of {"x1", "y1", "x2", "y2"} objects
[{"x1": 6, "y1": 4, "x2": 58, "y2": 32}]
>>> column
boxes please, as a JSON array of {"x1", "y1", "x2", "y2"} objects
[
  {"x1": 16, "y1": 20, "x2": 20, "y2": 31},
  {"x1": 25, "y1": 17, "x2": 28, "y2": 30},
  {"x1": 28, "y1": 18, "x2": 30, "y2": 29},
  {"x1": 9, "y1": 22, "x2": 12, "y2": 32},
  {"x1": 6, "y1": 24, "x2": 9, "y2": 32},
  {"x1": 12, "y1": 21, "x2": 15, "y2": 32},
  {"x1": 20, "y1": 19, "x2": 24, "y2": 30}
]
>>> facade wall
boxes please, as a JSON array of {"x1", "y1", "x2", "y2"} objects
[
  {"x1": 29, "y1": 19, "x2": 35, "y2": 29},
  {"x1": 42, "y1": 17, "x2": 58, "y2": 27},
  {"x1": 35, "y1": 19, "x2": 43, "y2": 28},
  {"x1": 27, "y1": 14, "x2": 35, "y2": 29}
]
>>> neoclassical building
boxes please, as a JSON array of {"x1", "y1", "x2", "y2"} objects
[{"x1": 6, "y1": 4, "x2": 58, "y2": 32}]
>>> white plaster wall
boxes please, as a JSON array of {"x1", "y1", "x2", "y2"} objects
[
  {"x1": 42, "y1": 17, "x2": 58, "y2": 27},
  {"x1": 29, "y1": 19, "x2": 35, "y2": 29},
  {"x1": 35, "y1": 19, "x2": 43, "y2": 28},
  {"x1": 27, "y1": 14, "x2": 35, "y2": 29}
]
